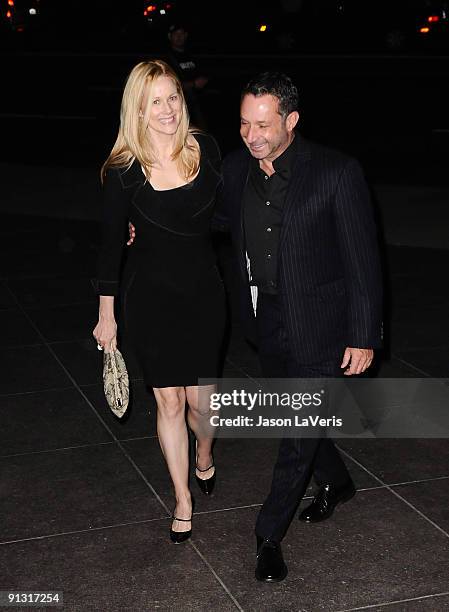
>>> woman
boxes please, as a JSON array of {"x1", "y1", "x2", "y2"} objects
[{"x1": 92, "y1": 60, "x2": 226, "y2": 544}]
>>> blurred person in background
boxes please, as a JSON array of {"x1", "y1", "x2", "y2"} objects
[{"x1": 166, "y1": 21, "x2": 209, "y2": 128}]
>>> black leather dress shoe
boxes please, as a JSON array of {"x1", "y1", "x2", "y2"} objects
[
  {"x1": 255, "y1": 537, "x2": 288, "y2": 582},
  {"x1": 298, "y1": 481, "x2": 356, "y2": 523}
]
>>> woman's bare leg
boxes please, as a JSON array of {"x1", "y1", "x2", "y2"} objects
[
  {"x1": 153, "y1": 386, "x2": 191, "y2": 532},
  {"x1": 186, "y1": 384, "x2": 216, "y2": 480}
]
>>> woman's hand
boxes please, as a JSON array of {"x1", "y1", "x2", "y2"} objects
[{"x1": 93, "y1": 315, "x2": 117, "y2": 353}]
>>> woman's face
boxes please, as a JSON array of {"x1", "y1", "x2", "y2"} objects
[{"x1": 143, "y1": 75, "x2": 183, "y2": 136}]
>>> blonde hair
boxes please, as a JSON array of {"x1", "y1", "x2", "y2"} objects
[{"x1": 101, "y1": 59, "x2": 199, "y2": 182}]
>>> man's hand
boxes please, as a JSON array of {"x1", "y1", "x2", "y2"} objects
[
  {"x1": 341, "y1": 347, "x2": 373, "y2": 376},
  {"x1": 127, "y1": 222, "x2": 136, "y2": 246}
]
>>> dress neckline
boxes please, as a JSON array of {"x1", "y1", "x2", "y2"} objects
[
  {"x1": 140, "y1": 133, "x2": 203, "y2": 192},
  {"x1": 143, "y1": 164, "x2": 202, "y2": 192}
]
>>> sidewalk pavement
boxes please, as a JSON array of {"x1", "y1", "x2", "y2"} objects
[{"x1": 0, "y1": 167, "x2": 448, "y2": 610}]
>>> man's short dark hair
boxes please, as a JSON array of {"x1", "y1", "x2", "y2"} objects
[
  {"x1": 168, "y1": 22, "x2": 187, "y2": 34},
  {"x1": 242, "y1": 72, "x2": 299, "y2": 117}
]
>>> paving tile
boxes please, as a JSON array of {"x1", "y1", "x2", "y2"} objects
[
  {"x1": 51, "y1": 340, "x2": 142, "y2": 385},
  {"x1": 0, "y1": 309, "x2": 41, "y2": 347},
  {"x1": 222, "y1": 362, "x2": 252, "y2": 379},
  {"x1": 25, "y1": 302, "x2": 98, "y2": 342},
  {"x1": 0, "y1": 521, "x2": 238, "y2": 611},
  {"x1": 0, "y1": 217, "x2": 97, "y2": 280},
  {"x1": 374, "y1": 357, "x2": 420, "y2": 378},
  {"x1": 191, "y1": 488, "x2": 449, "y2": 611},
  {"x1": 363, "y1": 594, "x2": 449, "y2": 611},
  {"x1": 0, "y1": 216, "x2": 97, "y2": 255},
  {"x1": 0, "y1": 280, "x2": 16, "y2": 309},
  {"x1": 390, "y1": 274, "x2": 449, "y2": 308},
  {"x1": 337, "y1": 438, "x2": 449, "y2": 484},
  {"x1": 387, "y1": 246, "x2": 449, "y2": 280},
  {"x1": 82, "y1": 381, "x2": 157, "y2": 439},
  {"x1": 225, "y1": 339, "x2": 263, "y2": 379},
  {"x1": 0, "y1": 226, "x2": 60, "y2": 255},
  {"x1": 123, "y1": 436, "x2": 378, "y2": 517},
  {"x1": 390, "y1": 304, "x2": 449, "y2": 351},
  {"x1": 0, "y1": 345, "x2": 71, "y2": 394},
  {"x1": 0, "y1": 387, "x2": 112, "y2": 456},
  {"x1": 8, "y1": 275, "x2": 96, "y2": 308},
  {"x1": 0, "y1": 250, "x2": 95, "y2": 279},
  {"x1": 394, "y1": 347, "x2": 449, "y2": 377},
  {"x1": 0, "y1": 444, "x2": 166, "y2": 542},
  {"x1": 124, "y1": 437, "x2": 276, "y2": 515},
  {"x1": 393, "y1": 478, "x2": 449, "y2": 534}
]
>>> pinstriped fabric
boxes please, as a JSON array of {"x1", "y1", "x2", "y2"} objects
[
  {"x1": 278, "y1": 140, "x2": 383, "y2": 363},
  {"x1": 218, "y1": 136, "x2": 383, "y2": 364}
]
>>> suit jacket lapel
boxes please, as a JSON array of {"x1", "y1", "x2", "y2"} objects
[{"x1": 279, "y1": 137, "x2": 311, "y2": 251}]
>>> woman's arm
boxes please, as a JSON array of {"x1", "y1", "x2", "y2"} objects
[
  {"x1": 93, "y1": 296, "x2": 117, "y2": 352},
  {"x1": 92, "y1": 168, "x2": 129, "y2": 351}
]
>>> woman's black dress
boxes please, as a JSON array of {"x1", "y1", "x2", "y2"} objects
[{"x1": 95, "y1": 133, "x2": 226, "y2": 387}]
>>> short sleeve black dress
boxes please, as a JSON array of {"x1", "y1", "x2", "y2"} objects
[{"x1": 94, "y1": 133, "x2": 226, "y2": 388}]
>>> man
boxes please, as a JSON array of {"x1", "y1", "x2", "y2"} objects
[
  {"x1": 128, "y1": 72, "x2": 383, "y2": 582},
  {"x1": 216, "y1": 72, "x2": 382, "y2": 582},
  {"x1": 166, "y1": 22, "x2": 208, "y2": 128}
]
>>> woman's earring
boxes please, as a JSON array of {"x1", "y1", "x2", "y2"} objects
[{"x1": 138, "y1": 111, "x2": 143, "y2": 119}]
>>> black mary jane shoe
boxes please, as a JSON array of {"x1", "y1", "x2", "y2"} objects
[
  {"x1": 169, "y1": 514, "x2": 192, "y2": 544},
  {"x1": 195, "y1": 462, "x2": 216, "y2": 496},
  {"x1": 298, "y1": 480, "x2": 356, "y2": 523},
  {"x1": 255, "y1": 536, "x2": 288, "y2": 582},
  {"x1": 194, "y1": 441, "x2": 216, "y2": 495}
]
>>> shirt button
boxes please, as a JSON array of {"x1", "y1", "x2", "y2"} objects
[
  {"x1": 266, "y1": 201, "x2": 271, "y2": 206},
  {"x1": 266, "y1": 227, "x2": 272, "y2": 232}
]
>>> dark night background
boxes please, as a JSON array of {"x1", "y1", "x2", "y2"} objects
[
  {"x1": 1, "y1": 2, "x2": 449, "y2": 610},
  {"x1": 1, "y1": 0, "x2": 449, "y2": 179}
]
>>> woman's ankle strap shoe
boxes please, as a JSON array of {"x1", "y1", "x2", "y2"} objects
[
  {"x1": 195, "y1": 463, "x2": 216, "y2": 496},
  {"x1": 170, "y1": 515, "x2": 192, "y2": 544}
]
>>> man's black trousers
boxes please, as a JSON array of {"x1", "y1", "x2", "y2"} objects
[{"x1": 254, "y1": 293, "x2": 351, "y2": 543}]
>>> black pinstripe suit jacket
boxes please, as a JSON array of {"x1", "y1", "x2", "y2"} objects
[{"x1": 217, "y1": 135, "x2": 383, "y2": 364}]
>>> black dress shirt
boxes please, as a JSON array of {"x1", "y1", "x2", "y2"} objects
[{"x1": 243, "y1": 135, "x2": 298, "y2": 294}]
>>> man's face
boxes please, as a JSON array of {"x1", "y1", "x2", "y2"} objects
[
  {"x1": 240, "y1": 93, "x2": 296, "y2": 162},
  {"x1": 169, "y1": 28, "x2": 188, "y2": 50}
]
